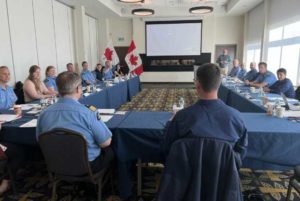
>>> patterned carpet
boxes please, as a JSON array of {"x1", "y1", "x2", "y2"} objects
[{"x1": 0, "y1": 88, "x2": 299, "y2": 200}]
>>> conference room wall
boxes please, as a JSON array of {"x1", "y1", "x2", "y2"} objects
[
  {"x1": 132, "y1": 16, "x2": 244, "y2": 82},
  {"x1": 0, "y1": 0, "x2": 75, "y2": 84}
]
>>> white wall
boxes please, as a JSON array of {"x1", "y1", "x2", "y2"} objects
[
  {"x1": 246, "y1": 3, "x2": 264, "y2": 45},
  {"x1": 85, "y1": 15, "x2": 99, "y2": 70},
  {"x1": 109, "y1": 18, "x2": 133, "y2": 47},
  {"x1": 132, "y1": 16, "x2": 244, "y2": 82},
  {"x1": 0, "y1": 0, "x2": 75, "y2": 84}
]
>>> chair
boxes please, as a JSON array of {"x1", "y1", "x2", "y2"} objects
[
  {"x1": 286, "y1": 165, "x2": 300, "y2": 201},
  {"x1": 156, "y1": 137, "x2": 243, "y2": 201},
  {"x1": 14, "y1": 81, "x2": 25, "y2": 104},
  {"x1": 295, "y1": 86, "x2": 300, "y2": 101},
  {"x1": 38, "y1": 128, "x2": 112, "y2": 201}
]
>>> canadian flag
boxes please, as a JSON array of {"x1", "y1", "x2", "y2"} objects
[
  {"x1": 101, "y1": 39, "x2": 120, "y2": 65},
  {"x1": 125, "y1": 40, "x2": 143, "y2": 75}
]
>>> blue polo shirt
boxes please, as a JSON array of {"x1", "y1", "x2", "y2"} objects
[
  {"x1": 164, "y1": 99, "x2": 248, "y2": 160},
  {"x1": 243, "y1": 69, "x2": 258, "y2": 81},
  {"x1": 254, "y1": 71, "x2": 277, "y2": 87},
  {"x1": 81, "y1": 70, "x2": 96, "y2": 85},
  {"x1": 237, "y1": 69, "x2": 247, "y2": 80},
  {"x1": 0, "y1": 85, "x2": 17, "y2": 109},
  {"x1": 269, "y1": 78, "x2": 295, "y2": 98},
  {"x1": 36, "y1": 97, "x2": 112, "y2": 161},
  {"x1": 228, "y1": 66, "x2": 241, "y2": 77},
  {"x1": 103, "y1": 69, "x2": 113, "y2": 80},
  {"x1": 44, "y1": 76, "x2": 57, "y2": 91}
]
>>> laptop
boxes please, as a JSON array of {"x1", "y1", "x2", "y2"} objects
[{"x1": 281, "y1": 93, "x2": 300, "y2": 111}]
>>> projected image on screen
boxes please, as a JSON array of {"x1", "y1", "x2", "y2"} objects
[{"x1": 146, "y1": 21, "x2": 202, "y2": 56}]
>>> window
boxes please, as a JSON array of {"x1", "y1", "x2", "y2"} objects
[
  {"x1": 246, "y1": 46, "x2": 261, "y2": 70},
  {"x1": 267, "y1": 20, "x2": 300, "y2": 85}
]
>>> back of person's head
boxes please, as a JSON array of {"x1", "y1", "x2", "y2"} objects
[
  {"x1": 196, "y1": 63, "x2": 221, "y2": 92},
  {"x1": 277, "y1": 68, "x2": 287, "y2": 75},
  {"x1": 56, "y1": 72, "x2": 82, "y2": 96}
]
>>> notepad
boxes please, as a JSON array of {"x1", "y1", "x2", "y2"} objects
[
  {"x1": 20, "y1": 119, "x2": 37, "y2": 127},
  {"x1": 115, "y1": 111, "x2": 127, "y2": 115},
  {"x1": 0, "y1": 114, "x2": 19, "y2": 123},
  {"x1": 98, "y1": 109, "x2": 115, "y2": 114},
  {"x1": 83, "y1": 93, "x2": 91, "y2": 97},
  {"x1": 101, "y1": 115, "x2": 113, "y2": 122},
  {"x1": 27, "y1": 110, "x2": 41, "y2": 114}
]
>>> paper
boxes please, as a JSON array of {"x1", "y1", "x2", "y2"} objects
[
  {"x1": 20, "y1": 119, "x2": 37, "y2": 127},
  {"x1": 27, "y1": 110, "x2": 41, "y2": 114},
  {"x1": 83, "y1": 93, "x2": 91, "y2": 97},
  {"x1": 284, "y1": 110, "x2": 300, "y2": 117},
  {"x1": 100, "y1": 115, "x2": 113, "y2": 122},
  {"x1": 96, "y1": 88, "x2": 102, "y2": 92},
  {"x1": 98, "y1": 109, "x2": 115, "y2": 114},
  {"x1": 115, "y1": 111, "x2": 127, "y2": 115},
  {"x1": 0, "y1": 114, "x2": 19, "y2": 123},
  {"x1": 9, "y1": 104, "x2": 39, "y2": 111}
]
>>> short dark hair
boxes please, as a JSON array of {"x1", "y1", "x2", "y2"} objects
[
  {"x1": 56, "y1": 72, "x2": 82, "y2": 96},
  {"x1": 277, "y1": 68, "x2": 287, "y2": 75},
  {"x1": 258, "y1": 62, "x2": 267, "y2": 68},
  {"x1": 0, "y1": 66, "x2": 8, "y2": 71},
  {"x1": 82, "y1": 61, "x2": 87, "y2": 66},
  {"x1": 66, "y1": 63, "x2": 73, "y2": 67},
  {"x1": 196, "y1": 63, "x2": 221, "y2": 92}
]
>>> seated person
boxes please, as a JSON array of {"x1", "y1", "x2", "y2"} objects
[
  {"x1": 103, "y1": 60, "x2": 113, "y2": 80},
  {"x1": 164, "y1": 63, "x2": 248, "y2": 168},
  {"x1": 264, "y1": 68, "x2": 295, "y2": 98},
  {"x1": 0, "y1": 66, "x2": 17, "y2": 109},
  {"x1": 66, "y1": 63, "x2": 75, "y2": 73},
  {"x1": 237, "y1": 63, "x2": 247, "y2": 80},
  {"x1": 114, "y1": 64, "x2": 124, "y2": 77},
  {"x1": 93, "y1": 63, "x2": 104, "y2": 82},
  {"x1": 23, "y1": 65, "x2": 54, "y2": 103},
  {"x1": 81, "y1": 61, "x2": 96, "y2": 85},
  {"x1": 36, "y1": 72, "x2": 113, "y2": 172},
  {"x1": 44, "y1": 66, "x2": 58, "y2": 95},
  {"x1": 245, "y1": 62, "x2": 277, "y2": 88},
  {"x1": 228, "y1": 59, "x2": 241, "y2": 77},
  {"x1": 243, "y1": 62, "x2": 258, "y2": 81}
]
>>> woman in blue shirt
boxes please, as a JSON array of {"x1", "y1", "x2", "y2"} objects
[
  {"x1": 44, "y1": 66, "x2": 58, "y2": 95},
  {"x1": 264, "y1": 68, "x2": 295, "y2": 98}
]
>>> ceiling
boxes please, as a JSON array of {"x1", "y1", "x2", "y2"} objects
[{"x1": 58, "y1": 0, "x2": 263, "y2": 19}]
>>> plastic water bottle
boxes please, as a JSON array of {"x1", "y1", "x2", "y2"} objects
[{"x1": 178, "y1": 97, "x2": 185, "y2": 109}]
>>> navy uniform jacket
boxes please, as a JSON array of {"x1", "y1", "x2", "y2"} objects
[
  {"x1": 36, "y1": 97, "x2": 112, "y2": 161},
  {"x1": 164, "y1": 99, "x2": 248, "y2": 166},
  {"x1": 269, "y1": 78, "x2": 295, "y2": 98},
  {"x1": 243, "y1": 69, "x2": 258, "y2": 81}
]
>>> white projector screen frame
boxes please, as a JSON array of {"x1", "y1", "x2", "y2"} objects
[{"x1": 146, "y1": 20, "x2": 202, "y2": 56}]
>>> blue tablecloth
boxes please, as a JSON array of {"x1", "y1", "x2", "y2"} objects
[
  {"x1": 106, "y1": 81, "x2": 128, "y2": 109},
  {"x1": 79, "y1": 88, "x2": 108, "y2": 108},
  {"x1": 127, "y1": 76, "x2": 141, "y2": 100}
]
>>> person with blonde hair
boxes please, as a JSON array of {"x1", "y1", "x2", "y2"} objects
[{"x1": 23, "y1": 65, "x2": 55, "y2": 102}]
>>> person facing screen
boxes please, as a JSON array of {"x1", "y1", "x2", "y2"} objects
[
  {"x1": 23, "y1": 65, "x2": 55, "y2": 103},
  {"x1": 264, "y1": 68, "x2": 295, "y2": 98}
]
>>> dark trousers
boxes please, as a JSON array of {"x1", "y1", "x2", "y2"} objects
[{"x1": 90, "y1": 147, "x2": 114, "y2": 173}]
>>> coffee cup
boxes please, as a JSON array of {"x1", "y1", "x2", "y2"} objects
[
  {"x1": 13, "y1": 105, "x2": 22, "y2": 116},
  {"x1": 276, "y1": 107, "x2": 285, "y2": 118},
  {"x1": 250, "y1": 87, "x2": 256, "y2": 93}
]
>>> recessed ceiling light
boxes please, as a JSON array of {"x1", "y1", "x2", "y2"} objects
[
  {"x1": 189, "y1": 6, "x2": 214, "y2": 14},
  {"x1": 117, "y1": 0, "x2": 144, "y2": 3},
  {"x1": 132, "y1": 8, "x2": 154, "y2": 16}
]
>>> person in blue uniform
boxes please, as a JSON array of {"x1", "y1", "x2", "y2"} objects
[
  {"x1": 81, "y1": 61, "x2": 96, "y2": 85},
  {"x1": 44, "y1": 66, "x2": 58, "y2": 95},
  {"x1": 264, "y1": 68, "x2": 295, "y2": 98},
  {"x1": 37, "y1": 72, "x2": 113, "y2": 172},
  {"x1": 237, "y1": 63, "x2": 247, "y2": 80},
  {"x1": 228, "y1": 59, "x2": 241, "y2": 77},
  {"x1": 66, "y1": 63, "x2": 75, "y2": 73},
  {"x1": 243, "y1": 62, "x2": 258, "y2": 81},
  {"x1": 103, "y1": 60, "x2": 113, "y2": 80},
  {"x1": 0, "y1": 66, "x2": 17, "y2": 109},
  {"x1": 164, "y1": 63, "x2": 248, "y2": 168},
  {"x1": 245, "y1": 62, "x2": 277, "y2": 87}
]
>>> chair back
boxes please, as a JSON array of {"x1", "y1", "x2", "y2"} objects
[
  {"x1": 38, "y1": 128, "x2": 92, "y2": 177},
  {"x1": 14, "y1": 81, "x2": 25, "y2": 104},
  {"x1": 295, "y1": 86, "x2": 300, "y2": 101},
  {"x1": 156, "y1": 137, "x2": 242, "y2": 201}
]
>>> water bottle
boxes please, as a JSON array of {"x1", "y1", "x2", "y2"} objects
[{"x1": 178, "y1": 97, "x2": 185, "y2": 109}]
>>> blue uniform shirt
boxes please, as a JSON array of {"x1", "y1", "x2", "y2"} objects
[
  {"x1": 103, "y1": 69, "x2": 113, "y2": 80},
  {"x1": 237, "y1": 69, "x2": 247, "y2": 80},
  {"x1": 81, "y1": 70, "x2": 96, "y2": 85},
  {"x1": 243, "y1": 69, "x2": 258, "y2": 81},
  {"x1": 164, "y1": 99, "x2": 248, "y2": 161},
  {"x1": 0, "y1": 85, "x2": 17, "y2": 109},
  {"x1": 269, "y1": 78, "x2": 295, "y2": 98},
  {"x1": 36, "y1": 97, "x2": 112, "y2": 161},
  {"x1": 228, "y1": 66, "x2": 241, "y2": 77},
  {"x1": 44, "y1": 76, "x2": 57, "y2": 91},
  {"x1": 254, "y1": 71, "x2": 277, "y2": 87}
]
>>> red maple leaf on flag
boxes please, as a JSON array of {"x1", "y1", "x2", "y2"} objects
[
  {"x1": 129, "y1": 54, "x2": 138, "y2": 66},
  {"x1": 104, "y1": 48, "x2": 113, "y2": 61}
]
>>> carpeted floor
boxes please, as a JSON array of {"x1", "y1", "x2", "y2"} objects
[{"x1": 1, "y1": 88, "x2": 299, "y2": 201}]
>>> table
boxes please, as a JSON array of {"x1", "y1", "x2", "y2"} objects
[{"x1": 79, "y1": 77, "x2": 141, "y2": 109}]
